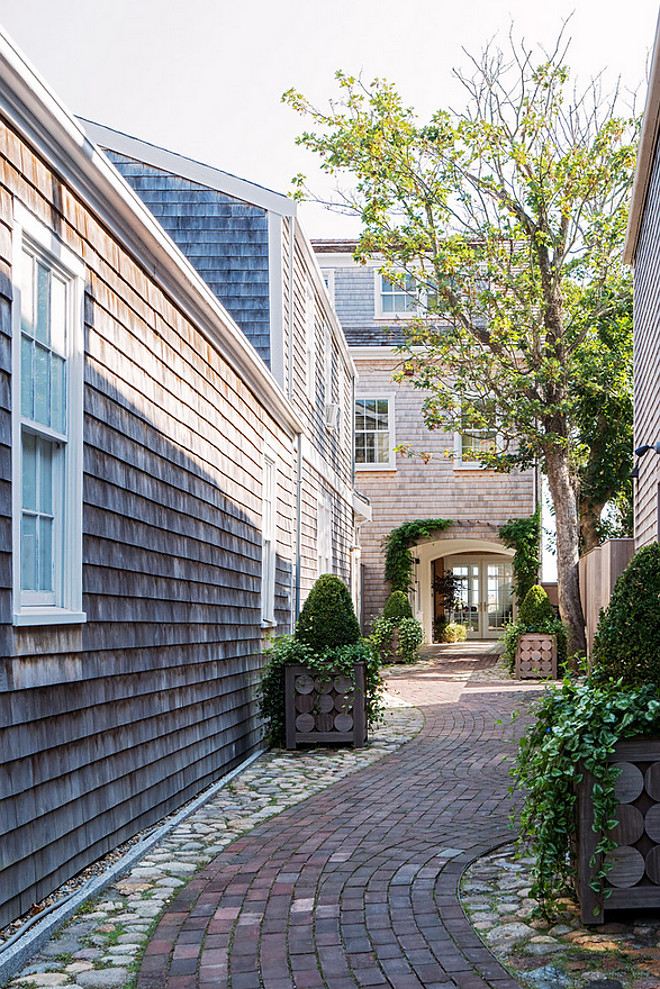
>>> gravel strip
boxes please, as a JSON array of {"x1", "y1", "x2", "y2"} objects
[
  {"x1": 461, "y1": 845, "x2": 660, "y2": 989},
  {"x1": 3, "y1": 693, "x2": 423, "y2": 989}
]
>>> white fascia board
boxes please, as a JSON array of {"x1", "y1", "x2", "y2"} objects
[
  {"x1": 624, "y1": 9, "x2": 660, "y2": 265},
  {"x1": 79, "y1": 118, "x2": 297, "y2": 218},
  {"x1": 295, "y1": 217, "x2": 356, "y2": 377},
  {"x1": 312, "y1": 250, "x2": 381, "y2": 269},
  {"x1": 0, "y1": 29, "x2": 302, "y2": 438}
]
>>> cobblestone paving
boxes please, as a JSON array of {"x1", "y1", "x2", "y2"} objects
[{"x1": 462, "y1": 846, "x2": 660, "y2": 989}]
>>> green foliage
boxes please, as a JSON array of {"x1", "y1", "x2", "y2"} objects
[
  {"x1": 518, "y1": 585, "x2": 555, "y2": 627},
  {"x1": 285, "y1": 37, "x2": 638, "y2": 651},
  {"x1": 369, "y1": 617, "x2": 395, "y2": 665},
  {"x1": 591, "y1": 543, "x2": 660, "y2": 688},
  {"x1": 396, "y1": 617, "x2": 424, "y2": 663},
  {"x1": 258, "y1": 635, "x2": 316, "y2": 746},
  {"x1": 295, "y1": 574, "x2": 361, "y2": 653},
  {"x1": 512, "y1": 676, "x2": 660, "y2": 913},
  {"x1": 383, "y1": 518, "x2": 452, "y2": 593},
  {"x1": 499, "y1": 507, "x2": 541, "y2": 603},
  {"x1": 383, "y1": 591, "x2": 413, "y2": 622},
  {"x1": 502, "y1": 616, "x2": 568, "y2": 675},
  {"x1": 258, "y1": 636, "x2": 384, "y2": 746},
  {"x1": 435, "y1": 620, "x2": 467, "y2": 643}
]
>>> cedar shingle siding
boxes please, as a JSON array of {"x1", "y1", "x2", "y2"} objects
[
  {"x1": 106, "y1": 152, "x2": 271, "y2": 365},
  {"x1": 0, "y1": 117, "x2": 293, "y2": 928}
]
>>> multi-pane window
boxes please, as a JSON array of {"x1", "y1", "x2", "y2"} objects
[
  {"x1": 378, "y1": 274, "x2": 418, "y2": 315},
  {"x1": 459, "y1": 397, "x2": 498, "y2": 462},
  {"x1": 261, "y1": 455, "x2": 277, "y2": 624},
  {"x1": 12, "y1": 205, "x2": 84, "y2": 625},
  {"x1": 354, "y1": 398, "x2": 394, "y2": 468}
]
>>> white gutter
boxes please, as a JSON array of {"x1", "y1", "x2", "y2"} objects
[{"x1": 0, "y1": 29, "x2": 302, "y2": 438}]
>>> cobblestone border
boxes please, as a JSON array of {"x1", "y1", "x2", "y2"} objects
[
  {"x1": 3, "y1": 694, "x2": 423, "y2": 989},
  {"x1": 461, "y1": 844, "x2": 660, "y2": 989}
]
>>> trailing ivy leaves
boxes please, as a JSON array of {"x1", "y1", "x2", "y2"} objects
[
  {"x1": 258, "y1": 636, "x2": 384, "y2": 746},
  {"x1": 511, "y1": 676, "x2": 660, "y2": 915},
  {"x1": 384, "y1": 518, "x2": 452, "y2": 593},
  {"x1": 499, "y1": 506, "x2": 541, "y2": 604}
]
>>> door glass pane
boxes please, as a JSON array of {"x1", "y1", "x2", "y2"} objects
[
  {"x1": 22, "y1": 432, "x2": 37, "y2": 510},
  {"x1": 21, "y1": 514, "x2": 37, "y2": 590},
  {"x1": 451, "y1": 564, "x2": 479, "y2": 632},
  {"x1": 486, "y1": 562, "x2": 514, "y2": 630}
]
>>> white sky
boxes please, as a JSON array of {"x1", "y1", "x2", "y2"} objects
[{"x1": 0, "y1": 0, "x2": 657, "y2": 238}]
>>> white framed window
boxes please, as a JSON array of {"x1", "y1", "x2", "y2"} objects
[
  {"x1": 305, "y1": 278, "x2": 316, "y2": 403},
  {"x1": 354, "y1": 395, "x2": 396, "y2": 471},
  {"x1": 453, "y1": 396, "x2": 499, "y2": 467},
  {"x1": 12, "y1": 203, "x2": 85, "y2": 626},
  {"x1": 320, "y1": 268, "x2": 335, "y2": 306},
  {"x1": 374, "y1": 271, "x2": 437, "y2": 319},
  {"x1": 317, "y1": 490, "x2": 332, "y2": 576},
  {"x1": 261, "y1": 452, "x2": 277, "y2": 625}
]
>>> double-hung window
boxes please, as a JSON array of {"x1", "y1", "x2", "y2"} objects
[
  {"x1": 261, "y1": 452, "x2": 277, "y2": 625},
  {"x1": 354, "y1": 396, "x2": 396, "y2": 470},
  {"x1": 376, "y1": 274, "x2": 418, "y2": 316},
  {"x1": 455, "y1": 396, "x2": 499, "y2": 465},
  {"x1": 12, "y1": 204, "x2": 85, "y2": 626}
]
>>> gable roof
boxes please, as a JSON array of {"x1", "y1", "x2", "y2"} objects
[
  {"x1": 624, "y1": 10, "x2": 660, "y2": 265},
  {"x1": 79, "y1": 119, "x2": 296, "y2": 218}
]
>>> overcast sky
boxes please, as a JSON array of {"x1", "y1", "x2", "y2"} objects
[{"x1": 0, "y1": 0, "x2": 657, "y2": 238}]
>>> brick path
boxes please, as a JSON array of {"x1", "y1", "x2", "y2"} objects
[{"x1": 138, "y1": 657, "x2": 541, "y2": 989}]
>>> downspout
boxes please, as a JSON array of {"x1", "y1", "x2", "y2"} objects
[{"x1": 288, "y1": 217, "x2": 303, "y2": 624}]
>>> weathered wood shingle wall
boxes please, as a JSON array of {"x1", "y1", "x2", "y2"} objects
[
  {"x1": 633, "y1": 134, "x2": 660, "y2": 549},
  {"x1": 0, "y1": 119, "x2": 294, "y2": 927}
]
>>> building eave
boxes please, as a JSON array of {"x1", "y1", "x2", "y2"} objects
[
  {"x1": 624, "y1": 10, "x2": 660, "y2": 265},
  {"x1": 0, "y1": 29, "x2": 303, "y2": 438}
]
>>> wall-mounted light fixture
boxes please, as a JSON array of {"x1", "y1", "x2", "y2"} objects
[{"x1": 631, "y1": 442, "x2": 660, "y2": 479}]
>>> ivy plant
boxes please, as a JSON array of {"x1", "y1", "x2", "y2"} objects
[
  {"x1": 511, "y1": 676, "x2": 660, "y2": 915},
  {"x1": 499, "y1": 506, "x2": 542, "y2": 604},
  {"x1": 383, "y1": 518, "x2": 452, "y2": 593}
]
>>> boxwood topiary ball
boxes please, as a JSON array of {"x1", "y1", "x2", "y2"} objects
[
  {"x1": 591, "y1": 543, "x2": 660, "y2": 687},
  {"x1": 295, "y1": 574, "x2": 361, "y2": 652},
  {"x1": 518, "y1": 584, "x2": 554, "y2": 627},
  {"x1": 383, "y1": 591, "x2": 413, "y2": 623}
]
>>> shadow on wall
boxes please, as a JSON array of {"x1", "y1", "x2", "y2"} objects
[{"x1": 0, "y1": 291, "x2": 291, "y2": 928}]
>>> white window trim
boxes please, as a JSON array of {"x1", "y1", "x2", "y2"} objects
[
  {"x1": 373, "y1": 270, "x2": 430, "y2": 321},
  {"x1": 452, "y1": 396, "x2": 501, "y2": 470},
  {"x1": 320, "y1": 268, "x2": 335, "y2": 306},
  {"x1": 260, "y1": 447, "x2": 278, "y2": 627},
  {"x1": 354, "y1": 392, "x2": 397, "y2": 472},
  {"x1": 317, "y1": 489, "x2": 332, "y2": 577},
  {"x1": 12, "y1": 202, "x2": 86, "y2": 627}
]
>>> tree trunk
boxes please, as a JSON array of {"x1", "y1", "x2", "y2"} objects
[
  {"x1": 545, "y1": 446, "x2": 587, "y2": 657},
  {"x1": 579, "y1": 498, "x2": 604, "y2": 555}
]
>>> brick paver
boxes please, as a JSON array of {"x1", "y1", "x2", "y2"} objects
[{"x1": 137, "y1": 656, "x2": 541, "y2": 989}]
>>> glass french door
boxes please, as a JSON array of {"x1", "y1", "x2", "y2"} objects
[{"x1": 449, "y1": 557, "x2": 513, "y2": 638}]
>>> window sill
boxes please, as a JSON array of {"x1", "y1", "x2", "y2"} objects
[
  {"x1": 13, "y1": 608, "x2": 87, "y2": 627},
  {"x1": 261, "y1": 618, "x2": 278, "y2": 630},
  {"x1": 452, "y1": 462, "x2": 492, "y2": 472},
  {"x1": 355, "y1": 464, "x2": 397, "y2": 473}
]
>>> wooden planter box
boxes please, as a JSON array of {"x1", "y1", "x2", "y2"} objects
[
  {"x1": 284, "y1": 662, "x2": 367, "y2": 750},
  {"x1": 576, "y1": 738, "x2": 660, "y2": 923},
  {"x1": 515, "y1": 633, "x2": 557, "y2": 679}
]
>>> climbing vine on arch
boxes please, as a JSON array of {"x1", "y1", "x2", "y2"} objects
[
  {"x1": 383, "y1": 518, "x2": 453, "y2": 593},
  {"x1": 498, "y1": 504, "x2": 542, "y2": 603}
]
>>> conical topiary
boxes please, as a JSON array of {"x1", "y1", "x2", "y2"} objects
[
  {"x1": 295, "y1": 574, "x2": 361, "y2": 653},
  {"x1": 518, "y1": 584, "x2": 554, "y2": 627},
  {"x1": 591, "y1": 543, "x2": 660, "y2": 687},
  {"x1": 383, "y1": 591, "x2": 413, "y2": 623}
]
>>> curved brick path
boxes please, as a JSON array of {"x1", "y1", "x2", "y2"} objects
[{"x1": 138, "y1": 657, "x2": 542, "y2": 989}]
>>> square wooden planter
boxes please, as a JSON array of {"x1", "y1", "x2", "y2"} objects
[
  {"x1": 515, "y1": 633, "x2": 557, "y2": 679},
  {"x1": 284, "y1": 662, "x2": 367, "y2": 750},
  {"x1": 576, "y1": 738, "x2": 660, "y2": 923}
]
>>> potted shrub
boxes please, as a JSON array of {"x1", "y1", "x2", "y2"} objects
[
  {"x1": 259, "y1": 574, "x2": 383, "y2": 750},
  {"x1": 433, "y1": 618, "x2": 467, "y2": 643},
  {"x1": 505, "y1": 584, "x2": 566, "y2": 679},
  {"x1": 512, "y1": 543, "x2": 660, "y2": 923},
  {"x1": 370, "y1": 591, "x2": 424, "y2": 665}
]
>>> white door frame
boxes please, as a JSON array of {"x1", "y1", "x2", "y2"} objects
[{"x1": 446, "y1": 555, "x2": 513, "y2": 639}]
